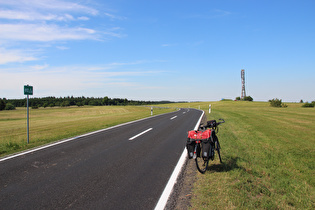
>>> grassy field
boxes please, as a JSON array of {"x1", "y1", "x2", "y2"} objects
[
  {"x1": 0, "y1": 105, "x2": 175, "y2": 156},
  {"x1": 177, "y1": 101, "x2": 314, "y2": 209}
]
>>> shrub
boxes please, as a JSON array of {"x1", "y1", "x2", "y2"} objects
[
  {"x1": 60, "y1": 101, "x2": 70, "y2": 107},
  {"x1": 235, "y1": 96, "x2": 253, "y2": 101},
  {"x1": 270, "y1": 98, "x2": 284, "y2": 107},
  {"x1": 5, "y1": 103, "x2": 16, "y2": 110},
  {"x1": 43, "y1": 102, "x2": 49, "y2": 108},
  {"x1": 76, "y1": 102, "x2": 84, "y2": 107},
  {"x1": 244, "y1": 96, "x2": 253, "y2": 101},
  {"x1": 302, "y1": 102, "x2": 314, "y2": 108}
]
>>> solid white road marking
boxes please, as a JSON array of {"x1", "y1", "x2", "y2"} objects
[
  {"x1": 170, "y1": 116, "x2": 177, "y2": 120},
  {"x1": 128, "y1": 128, "x2": 153, "y2": 141}
]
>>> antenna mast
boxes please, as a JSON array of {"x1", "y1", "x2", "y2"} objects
[{"x1": 241, "y1": 69, "x2": 246, "y2": 99}]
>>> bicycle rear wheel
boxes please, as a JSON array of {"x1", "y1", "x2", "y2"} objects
[{"x1": 195, "y1": 143, "x2": 209, "y2": 174}]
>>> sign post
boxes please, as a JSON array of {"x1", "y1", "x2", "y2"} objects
[{"x1": 24, "y1": 85, "x2": 33, "y2": 144}]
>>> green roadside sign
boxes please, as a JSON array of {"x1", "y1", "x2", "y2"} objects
[
  {"x1": 24, "y1": 85, "x2": 33, "y2": 144},
  {"x1": 24, "y1": 85, "x2": 33, "y2": 95}
]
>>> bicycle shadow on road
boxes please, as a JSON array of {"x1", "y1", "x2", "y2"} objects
[{"x1": 207, "y1": 156, "x2": 244, "y2": 173}]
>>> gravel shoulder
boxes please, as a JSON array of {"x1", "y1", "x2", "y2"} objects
[{"x1": 165, "y1": 157, "x2": 197, "y2": 210}]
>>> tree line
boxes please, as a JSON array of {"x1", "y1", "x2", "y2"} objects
[{"x1": 0, "y1": 96, "x2": 174, "y2": 110}]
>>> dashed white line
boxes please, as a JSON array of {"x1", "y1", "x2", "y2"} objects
[
  {"x1": 128, "y1": 128, "x2": 153, "y2": 141},
  {"x1": 170, "y1": 116, "x2": 177, "y2": 120}
]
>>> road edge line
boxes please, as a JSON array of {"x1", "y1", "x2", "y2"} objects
[{"x1": 154, "y1": 109, "x2": 204, "y2": 210}]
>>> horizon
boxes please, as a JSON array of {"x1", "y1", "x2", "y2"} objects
[{"x1": 3, "y1": 95, "x2": 310, "y2": 104}]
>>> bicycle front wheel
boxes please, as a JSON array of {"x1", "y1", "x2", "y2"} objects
[{"x1": 195, "y1": 143, "x2": 209, "y2": 174}]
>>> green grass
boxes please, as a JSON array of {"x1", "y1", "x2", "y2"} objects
[
  {"x1": 184, "y1": 101, "x2": 314, "y2": 209},
  {"x1": 0, "y1": 105, "x2": 175, "y2": 157}
]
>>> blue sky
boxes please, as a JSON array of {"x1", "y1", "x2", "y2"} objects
[{"x1": 0, "y1": 0, "x2": 314, "y2": 102}]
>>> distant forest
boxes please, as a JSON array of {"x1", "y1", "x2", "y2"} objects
[{"x1": 0, "y1": 96, "x2": 176, "y2": 110}]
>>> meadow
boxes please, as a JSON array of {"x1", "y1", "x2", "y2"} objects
[
  {"x1": 176, "y1": 101, "x2": 314, "y2": 209},
  {"x1": 0, "y1": 105, "x2": 175, "y2": 156}
]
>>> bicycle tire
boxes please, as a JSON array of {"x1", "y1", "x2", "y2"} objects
[{"x1": 195, "y1": 143, "x2": 210, "y2": 174}]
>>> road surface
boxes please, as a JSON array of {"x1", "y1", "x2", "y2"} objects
[{"x1": 0, "y1": 108, "x2": 202, "y2": 209}]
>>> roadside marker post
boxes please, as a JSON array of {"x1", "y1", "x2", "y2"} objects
[
  {"x1": 151, "y1": 107, "x2": 153, "y2": 116},
  {"x1": 209, "y1": 104, "x2": 211, "y2": 113},
  {"x1": 24, "y1": 85, "x2": 33, "y2": 144}
]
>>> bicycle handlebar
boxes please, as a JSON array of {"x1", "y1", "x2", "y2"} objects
[
  {"x1": 200, "y1": 118, "x2": 225, "y2": 129},
  {"x1": 216, "y1": 118, "x2": 225, "y2": 125}
]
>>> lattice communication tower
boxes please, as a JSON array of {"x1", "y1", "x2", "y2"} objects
[{"x1": 241, "y1": 69, "x2": 246, "y2": 99}]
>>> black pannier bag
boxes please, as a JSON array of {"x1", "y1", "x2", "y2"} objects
[
  {"x1": 201, "y1": 140, "x2": 211, "y2": 160},
  {"x1": 186, "y1": 139, "x2": 195, "y2": 159}
]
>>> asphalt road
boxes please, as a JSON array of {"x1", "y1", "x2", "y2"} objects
[{"x1": 0, "y1": 108, "x2": 202, "y2": 209}]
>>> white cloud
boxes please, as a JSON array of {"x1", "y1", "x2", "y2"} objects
[
  {"x1": 213, "y1": 9, "x2": 232, "y2": 17},
  {"x1": 0, "y1": 0, "x2": 98, "y2": 16},
  {"x1": 0, "y1": 10, "x2": 76, "y2": 21},
  {"x1": 78, "y1": 16, "x2": 90, "y2": 21},
  {"x1": 104, "y1": 12, "x2": 126, "y2": 21},
  {"x1": 102, "y1": 27, "x2": 125, "y2": 38},
  {"x1": 161, "y1": 43, "x2": 178, "y2": 47},
  {"x1": 0, "y1": 23, "x2": 98, "y2": 42},
  {"x1": 0, "y1": 48, "x2": 37, "y2": 64},
  {"x1": 56, "y1": 46, "x2": 69, "y2": 50},
  {"x1": 186, "y1": 9, "x2": 232, "y2": 19},
  {"x1": 0, "y1": 0, "x2": 125, "y2": 66},
  {"x1": 109, "y1": 60, "x2": 147, "y2": 66},
  {"x1": 30, "y1": 64, "x2": 49, "y2": 70}
]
